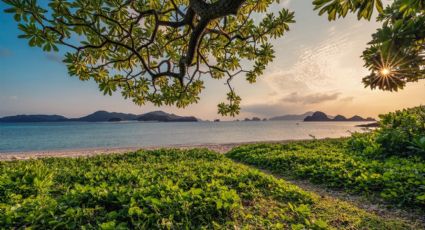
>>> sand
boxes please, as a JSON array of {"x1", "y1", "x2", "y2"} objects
[{"x1": 0, "y1": 140, "x2": 296, "y2": 161}]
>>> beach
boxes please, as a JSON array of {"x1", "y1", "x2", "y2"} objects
[{"x1": 0, "y1": 140, "x2": 297, "y2": 161}]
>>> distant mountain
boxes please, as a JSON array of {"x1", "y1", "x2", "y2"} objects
[
  {"x1": 108, "y1": 118, "x2": 123, "y2": 122},
  {"x1": 270, "y1": 112, "x2": 314, "y2": 121},
  {"x1": 0, "y1": 110, "x2": 199, "y2": 123},
  {"x1": 0, "y1": 114, "x2": 68, "y2": 122},
  {"x1": 72, "y1": 111, "x2": 139, "y2": 122},
  {"x1": 304, "y1": 111, "x2": 332, "y2": 121},
  {"x1": 333, "y1": 115, "x2": 347, "y2": 121},
  {"x1": 304, "y1": 111, "x2": 376, "y2": 122},
  {"x1": 137, "y1": 111, "x2": 197, "y2": 122},
  {"x1": 348, "y1": 115, "x2": 375, "y2": 122}
]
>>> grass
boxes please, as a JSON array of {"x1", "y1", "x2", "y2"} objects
[
  {"x1": 226, "y1": 138, "x2": 425, "y2": 208},
  {"x1": 0, "y1": 148, "x2": 417, "y2": 229}
]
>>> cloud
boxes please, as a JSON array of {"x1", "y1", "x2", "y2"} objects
[
  {"x1": 242, "y1": 91, "x2": 347, "y2": 117},
  {"x1": 0, "y1": 48, "x2": 12, "y2": 57},
  {"x1": 282, "y1": 92, "x2": 341, "y2": 104},
  {"x1": 45, "y1": 53, "x2": 63, "y2": 63},
  {"x1": 340, "y1": 96, "x2": 354, "y2": 102},
  {"x1": 9, "y1": 96, "x2": 18, "y2": 101}
]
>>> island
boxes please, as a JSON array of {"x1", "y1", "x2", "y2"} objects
[
  {"x1": 304, "y1": 111, "x2": 375, "y2": 122},
  {"x1": 0, "y1": 110, "x2": 199, "y2": 123},
  {"x1": 137, "y1": 111, "x2": 198, "y2": 122},
  {"x1": 0, "y1": 114, "x2": 68, "y2": 122}
]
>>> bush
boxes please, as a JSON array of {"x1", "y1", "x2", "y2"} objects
[
  {"x1": 347, "y1": 132, "x2": 382, "y2": 157},
  {"x1": 226, "y1": 139, "x2": 425, "y2": 208},
  {"x1": 376, "y1": 106, "x2": 425, "y2": 156}
]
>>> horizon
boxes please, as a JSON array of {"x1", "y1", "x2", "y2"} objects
[
  {"x1": 0, "y1": 109, "x2": 377, "y2": 120},
  {"x1": 1, "y1": 1, "x2": 424, "y2": 121}
]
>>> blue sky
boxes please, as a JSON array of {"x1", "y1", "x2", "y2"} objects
[{"x1": 1, "y1": 1, "x2": 424, "y2": 120}]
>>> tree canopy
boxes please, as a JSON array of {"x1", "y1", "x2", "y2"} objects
[
  {"x1": 314, "y1": 0, "x2": 425, "y2": 91},
  {"x1": 2, "y1": 0, "x2": 424, "y2": 115}
]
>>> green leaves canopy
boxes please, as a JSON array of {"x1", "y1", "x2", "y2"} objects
[
  {"x1": 2, "y1": 0, "x2": 294, "y2": 116},
  {"x1": 314, "y1": 0, "x2": 425, "y2": 91},
  {"x1": 3, "y1": 0, "x2": 424, "y2": 115}
]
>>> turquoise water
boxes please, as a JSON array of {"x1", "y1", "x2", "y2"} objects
[{"x1": 0, "y1": 121, "x2": 367, "y2": 152}]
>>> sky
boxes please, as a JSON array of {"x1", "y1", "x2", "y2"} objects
[{"x1": 0, "y1": 1, "x2": 424, "y2": 120}]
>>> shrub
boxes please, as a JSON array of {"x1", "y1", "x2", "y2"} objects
[
  {"x1": 347, "y1": 132, "x2": 382, "y2": 157},
  {"x1": 376, "y1": 106, "x2": 425, "y2": 156}
]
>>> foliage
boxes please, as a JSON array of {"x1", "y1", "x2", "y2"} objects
[
  {"x1": 1, "y1": 0, "x2": 294, "y2": 116},
  {"x1": 314, "y1": 0, "x2": 425, "y2": 91},
  {"x1": 226, "y1": 139, "x2": 425, "y2": 208},
  {"x1": 2, "y1": 0, "x2": 423, "y2": 114},
  {"x1": 347, "y1": 132, "x2": 382, "y2": 157},
  {"x1": 375, "y1": 106, "x2": 425, "y2": 156},
  {"x1": 0, "y1": 148, "x2": 412, "y2": 229}
]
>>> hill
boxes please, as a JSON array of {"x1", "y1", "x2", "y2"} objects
[
  {"x1": 0, "y1": 111, "x2": 198, "y2": 122},
  {"x1": 304, "y1": 111, "x2": 375, "y2": 122},
  {"x1": 138, "y1": 111, "x2": 198, "y2": 122},
  {"x1": 0, "y1": 114, "x2": 68, "y2": 122},
  {"x1": 71, "y1": 111, "x2": 139, "y2": 122}
]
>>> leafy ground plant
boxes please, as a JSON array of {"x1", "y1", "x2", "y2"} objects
[
  {"x1": 0, "y1": 149, "x2": 414, "y2": 229},
  {"x1": 226, "y1": 139, "x2": 425, "y2": 208}
]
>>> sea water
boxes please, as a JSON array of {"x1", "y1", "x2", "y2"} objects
[{"x1": 0, "y1": 121, "x2": 369, "y2": 152}]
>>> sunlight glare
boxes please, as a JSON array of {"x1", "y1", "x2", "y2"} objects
[{"x1": 380, "y1": 68, "x2": 391, "y2": 76}]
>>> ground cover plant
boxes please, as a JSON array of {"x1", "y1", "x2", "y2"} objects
[
  {"x1": 0, "y1": 149, "x2": 414, "y2": 229},
  {"x1": 226, "y1": 138, "x2": 425, "y2": 209}
]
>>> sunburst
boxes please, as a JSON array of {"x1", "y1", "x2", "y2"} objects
[
  {"x1": 379, "y1": 67, "x2": 391, "y2": 76},
  {"x1": 367, "y1": 45, "x2": 417, "y2": 91}
]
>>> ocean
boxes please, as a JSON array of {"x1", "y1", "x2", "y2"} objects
[{"x1": 0, "y1": 121, "x2": 369, "y2": 152}]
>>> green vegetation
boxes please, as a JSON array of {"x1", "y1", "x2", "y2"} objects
[
  {"x1": 348, "y1": 106, "x2": 425, "y2": 158},
  {"x1": 2, "y1": 0, "x2": 295, "y2": 116},
  {"x1": 3, "y1": 0, "x2": 424, "y2": 115},
  {"x1": 0, "y1": 149, "x2": 414, "y2": 229},
  {"x1": 314, "y1": 0, "x2": 425, "y2": 91},
  {"x1": 375, "y1": 106, "x2": 425, "y2": 156},
  {"x1": 228, "y1": 107, "x2": 425, "y2": 208},
  {"x1": 227, "y1": 138, "x2": 425, "y2": 208}
]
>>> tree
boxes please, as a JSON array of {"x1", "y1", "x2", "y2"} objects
[
  {"x1": 3, "y1": 1, "x2": 424, "y2": 116},
  {"x1": 313, "y1": 0, "x2": 425, "y2": 91},
  {"x1": 2, "y1": 0, "x2": 294, "y2": 116}
]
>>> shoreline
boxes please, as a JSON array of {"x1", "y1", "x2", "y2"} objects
[{"x1": 0, "y1": 139, "x2": 304, "y2": 161}]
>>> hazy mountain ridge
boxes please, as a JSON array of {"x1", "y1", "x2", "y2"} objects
[
  {"x1": 0, "y1": 114, "x2": 68, "y2": 122},
  {"x1": 304, "y1": 111, "x2": 375, "y2": 122},
  {"x1": 0, "y1": 111, "x2": 198, "y2": 123},
  {"x1": 269, "y1": 112, "x2": 314, "y2": 121}
]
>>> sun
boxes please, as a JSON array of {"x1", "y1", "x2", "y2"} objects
[{"x1": 380, "y1": 68, "x2": 391, "y2": 76}]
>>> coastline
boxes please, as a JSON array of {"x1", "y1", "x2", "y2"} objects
[{"x1": 0, "y1": 139, "x2": 301, "y2": 161}]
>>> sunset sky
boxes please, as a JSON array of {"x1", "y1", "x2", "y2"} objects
[{"x1": 0, "y1": 1, "x2": 424, "y2": 120}]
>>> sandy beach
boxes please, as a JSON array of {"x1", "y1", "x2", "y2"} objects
[{"x1": 0, "y1": 140, "x2": 298, "y2": 161}]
